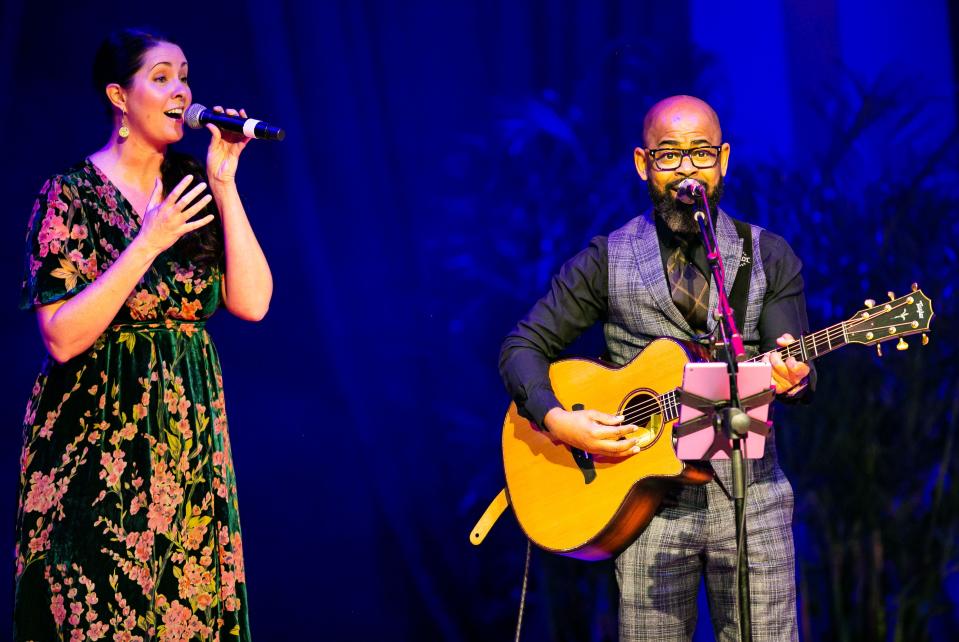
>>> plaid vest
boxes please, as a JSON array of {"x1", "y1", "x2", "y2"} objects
[{"x1": 605, "y1": 208, "x2": 779, "y2": 488}]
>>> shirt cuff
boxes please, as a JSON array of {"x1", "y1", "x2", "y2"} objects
[{"x1": 523, "y1": 387, "x2": 564, "y2": 430}]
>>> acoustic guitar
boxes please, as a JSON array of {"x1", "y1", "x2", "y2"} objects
[{"x1": 501, "y1": 286, "x2": 934, "y2": 560}]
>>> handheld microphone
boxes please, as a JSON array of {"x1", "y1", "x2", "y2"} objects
[
  {"x1": 184, "y1": 103, "x2": 286, "y2": 141},
  {"x1": 675, "y1": 178, "x2": 703, "y2": 204}
]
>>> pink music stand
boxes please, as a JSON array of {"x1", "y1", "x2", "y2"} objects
[{"x1": 674, "y1": 362, "x2": 774, "y2": 461}]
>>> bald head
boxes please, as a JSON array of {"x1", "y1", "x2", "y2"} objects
[
  {"x1": 642, "y1": 95, "x2": 722, "y2": 149},
  {"x1": 634, "y1": 95, "x2": 730, "y2": 233}
]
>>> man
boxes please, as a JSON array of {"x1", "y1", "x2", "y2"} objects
[{"x1": 499, "y1": 95, "x2": 812, "y2": 640}]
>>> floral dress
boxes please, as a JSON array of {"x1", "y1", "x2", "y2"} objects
[{"x1": 14, "y1": 159, "x2": 250, "y2": 641}]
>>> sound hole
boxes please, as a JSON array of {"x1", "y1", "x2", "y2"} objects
[{"x1": 621, "y1": 391, "x2": 663, "y2": 450}]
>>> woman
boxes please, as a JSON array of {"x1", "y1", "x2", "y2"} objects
[{"x1": 15, "y1": 29, "x2": 271, "y2": 641}]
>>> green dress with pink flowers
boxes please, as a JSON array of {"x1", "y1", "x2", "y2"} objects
[{"x1": 15, "y1": 158, "x2": 251, "y2": 641}]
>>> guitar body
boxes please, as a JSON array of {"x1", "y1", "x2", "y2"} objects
[{"x1": 502, "y1": 337, "x2": 711, "y2": 561}]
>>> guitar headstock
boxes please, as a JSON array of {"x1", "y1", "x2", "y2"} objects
[{"x1": 845, "y1": 284, "x2": 934, "y2": 348}]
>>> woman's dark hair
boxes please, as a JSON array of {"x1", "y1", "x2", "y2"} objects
[
  {"x1": 92, "y1": 28, "x2": 169, "y2": 118},
  {"x1": 161, "y1": 152, "x2": 224, "y2": 269},
  {"x1": 93, "y1": 29, "x2": 223, "y2": 267}
]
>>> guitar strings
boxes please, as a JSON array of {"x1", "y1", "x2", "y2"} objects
[
  {"x1": 607, "y1": 302, "x2": 920, "y2": 427},
  {"x1": 613, "y1": 327, "x2": 840, "y2": 425}
]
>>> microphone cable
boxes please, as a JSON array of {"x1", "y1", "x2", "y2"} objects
[{"x1": 515, "y1": 539, "x2": 532, "y2": 642}]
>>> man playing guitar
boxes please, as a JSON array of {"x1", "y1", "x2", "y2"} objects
[{"x1": 499, "y1": 95, "x2": 811, "y2": 641}]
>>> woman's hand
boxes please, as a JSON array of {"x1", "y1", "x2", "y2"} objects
[
  {"x1": 202, "y1": 105, "x2": 273, "y2": 321},
  {"x1": 136, "y1": 175, "x2": 214, "y2": 255},
  {"x1": 205, "y1": 106, "x2": 251, "y2": 187}
]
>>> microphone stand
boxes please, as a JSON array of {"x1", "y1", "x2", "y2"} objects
[{"x1": 691, "y1": 187, "x2": 753, "y2": 642}]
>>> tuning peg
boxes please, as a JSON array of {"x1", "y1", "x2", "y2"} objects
[
  {"x1": 864, "y1": 299, "x2": 876, "y2": 309},
  {"x1": 911, "y1": 282, "x2": 919, "y2": 292},
  {"x1": 896, "y1": 338, "x2": 908, "y2": 351},
  {"x1": 922, "y1": 333, "x2": 929, "y2": 346},
  {"x1": 876, "y1": 343, "x2": 883, "y2": 357},
  {"x1": 887, "y1": 291, "x2": 896, "y2": 301}
]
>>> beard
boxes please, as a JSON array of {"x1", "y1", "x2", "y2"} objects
[{"x1": 648, "y1": 176, "x2": 725, "y2": 234}]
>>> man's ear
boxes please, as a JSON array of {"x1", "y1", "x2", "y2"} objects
[
  {"x1": 719, "y1": 142, "x2": 731, "y2": 177},
  {"x1": 634, "y1": 147, "x2": 649, "y2": 181},
  {"x1": 105, "y1": 83, "x2": 126, "y2": 113}
]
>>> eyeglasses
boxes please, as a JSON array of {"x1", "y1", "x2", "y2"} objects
[{"x1": 647, "y1": 146, "x2": 722, "y2": 171}]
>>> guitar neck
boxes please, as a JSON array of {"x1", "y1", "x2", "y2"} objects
[
  {"x1": 747, "y1": 321, "x2": 849, "y2": 364},
  {"x1": 656, "y1": 284, "x2": 934, "y2": 423}
]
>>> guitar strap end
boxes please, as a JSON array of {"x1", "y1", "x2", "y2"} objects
[{"x1": 470, "y1": 488, "x2": 510, "y2": 546}]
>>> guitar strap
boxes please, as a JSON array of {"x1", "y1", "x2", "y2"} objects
[
  {"x1": 470, "y1": 488, "x2": 509, "y2": 546},
  {"x1": 728, "y1": 218, "x2": 753, "y2": 336}
]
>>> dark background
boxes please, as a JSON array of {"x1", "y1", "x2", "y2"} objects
[{"x1": 1, "y1": 1, "x2": 957, "y2": 639}]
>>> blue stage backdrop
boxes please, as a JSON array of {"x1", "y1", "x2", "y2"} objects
[{"x1": 1, "y1": 1, "x2": 957, "y2": 639}]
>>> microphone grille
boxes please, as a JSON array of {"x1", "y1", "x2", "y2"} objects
[
  {"x1": 675, "y1": 178, "x2": 701, "y2": 204},
  {"x1": 184, "y1": 103, "x2": 206, "y2": 129}
]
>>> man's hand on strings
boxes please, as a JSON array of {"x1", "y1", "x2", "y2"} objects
[
  {"x1": 542, "y1": 407, "x2": 639, "y2": 457},
  {"x1": 765, "y1": 333, "x2": 810, "y2": 396}
]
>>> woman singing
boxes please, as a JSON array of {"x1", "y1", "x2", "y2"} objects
[{"x1": 14, "y1": 28, "x2": 271, "y2": 640}]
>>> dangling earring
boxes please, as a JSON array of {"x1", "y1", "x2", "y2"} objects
[{"x1": 118, "y1": 112, "x2": 130, "y2": 139}]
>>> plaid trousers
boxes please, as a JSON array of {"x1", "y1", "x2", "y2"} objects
[{"x1": 616, "y1": 467, "x2": 797, "y2": 642}]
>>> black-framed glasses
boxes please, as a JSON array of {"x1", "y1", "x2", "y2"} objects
[{"x1": 647, "y1": 145, "x2": 722, "y2": 171}]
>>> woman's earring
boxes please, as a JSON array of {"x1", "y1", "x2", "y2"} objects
[{"x1": 118, "y1": 112, "x2": 130, "y2": 139}]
